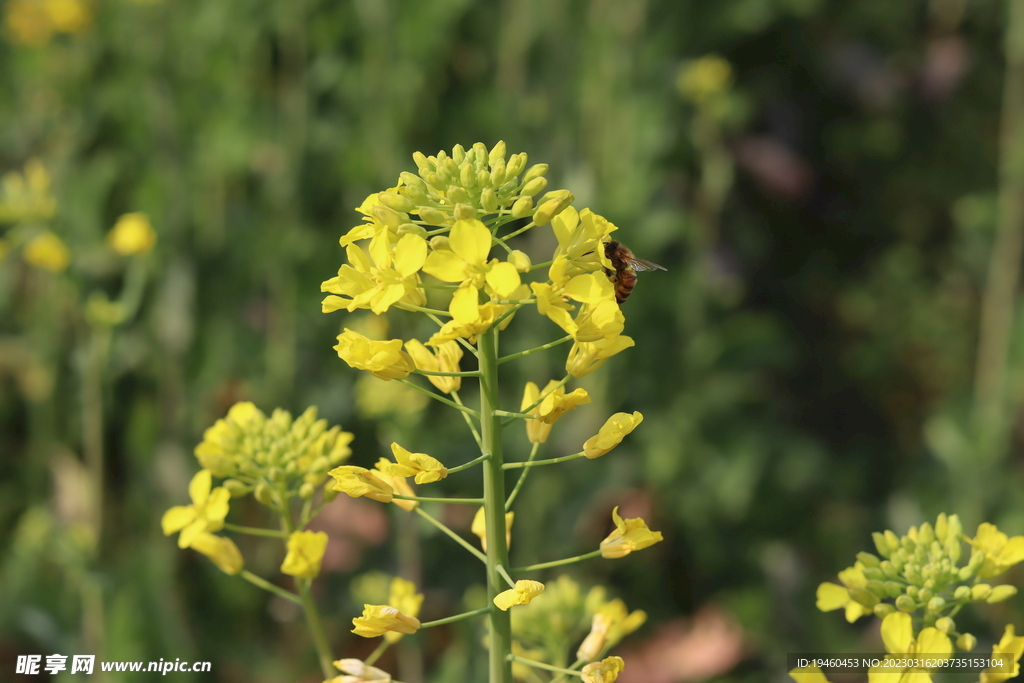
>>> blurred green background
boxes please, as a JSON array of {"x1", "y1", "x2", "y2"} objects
[{"x1": 3, "y1": 0, "x2": 1024, "y2": 681}]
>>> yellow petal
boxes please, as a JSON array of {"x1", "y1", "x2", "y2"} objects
[
  {"x1": 188, "y1": 469, "x2": 213, "y2": 506},
  {"x1": 486, "y1": 262, "x2": 521, "y2": 298},
  {"x1": 449, "y1": 218, "x2": 491, "y2": 265},
  {"x1": 915, "y1": 628, "x2": 952, "y2": 660},
  {"x1": 815, "y1": 583, "x2": 850, "y2": 612},
  {"x1": 161, "y1": 506, "x2": 197, "y2": 536},
  {"x1": 880, "y1": 612, "x2": 913, "y2": 654},
  {"x1": 789, "y1": 665, "x2": 832, "y2": 683},
  {"x1": 394, "y1": 234, "x2": 427, "y2": 277},
  {"x1": 422, "y1": 249, "x2": 467, "y2": 282},
  {"x1": 450, "y1": 284, "x2": 480, "y2": 324}
]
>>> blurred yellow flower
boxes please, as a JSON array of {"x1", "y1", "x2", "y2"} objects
[
  {"x1": 583, "y1": 412, "x2": 643, "y2": 459},
  {"x1": 472, "y1": 506, "x2": 514, "y2": 552},
  {"x1": 868, "y1": 611, "x2": 951, "y2": 683},
  {"x1": 161, "y1": 470, "x2": 231, "y2": 549},
  {"x1": 352, "y1": 604, "x2": 420, "y2": 638},
  {"x1": 329, "y1": 466, "x2": 394, "y2": 503},
  {"x1": 3, "y1": 0, "x2": 89, "y2": 46},
  {"x1": 789, "y1": 664, "x2": 832, "y2": 683},
  {"x1": 188, "y1": 532, "x2": 244, "y2": 575},
  {"x1": 676, "y1": 55, "x2": 733, "y2": 104},
  {"x1": 815, "y1": 562, "x2": 873, "y2": 623},
  {"x1": 566, "y1": 336, "x2": 635, "y2": 378},
  {"x1": 520, "y1": 380, "x2": 590, "y2": 444},
  {"x1": 581, "y1": 656, "x2": 625, "y2": 683},
  {"x1": 334, "y1": 329, "x2": 415, "y2": 380},
  {"x1": 494, "y1": 580, "x2": 545, "y2": 611},
  {"x1": 378, "y1": 442, "x2": 447, "y2": 484},
  {"x1": 980, "y1": 624, "x2": 1024, "y2": 683},
  {"x1": 329, "y1": 659, "x2": 392, "y2": 683},
  {"x1": 599, "y1": 507, "x2": 663, "y2": 559},
  {"x1": 321, "y1": 234, "x2": 427, "y2": 315},
  {"x1": 107, "y1": 212, "x2": 156, "y2": 256},
  {"x1": 969, "y1": 523, "x2": 1024, "y2": 578},
  {"x1": 577, "y1": 612, "x2": 612, "y2": 662},
  {"x1": 280, "y1": 530, "x2": 329, "y2": 579},
  {"x1": 23, "y1": 231, "x2": 70, "y2": 272},
  {"x1": 384, "y1": 577, "x2": 424, "y2": 643},
  {"x1": 0, "y1": 159, "x2": 55, "y2": 221},
  {"x1": 405, "y1": 339, "x2": 463, "y2": 394},
  {"x1": 583, "y1": 588, "x2": 647, "y2": 655}
]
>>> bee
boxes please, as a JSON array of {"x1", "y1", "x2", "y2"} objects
[{"x1": 603, "y1": 240, "x2": 667, "y2": 304}]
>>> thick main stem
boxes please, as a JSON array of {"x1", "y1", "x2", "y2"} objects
[{"x1": 479, "y1": 327, "x2": 512, "y2": 683}]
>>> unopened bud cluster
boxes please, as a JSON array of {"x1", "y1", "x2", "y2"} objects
[
  {"x1": 194, "y1": 402, "x2": 353, "y2": 507},
  {"x1": 818, "y1": 514, "x2": 1024, "y2": 650},
  {"x1": 373, "y1": 141, "x2": 573, "y2": 240}
]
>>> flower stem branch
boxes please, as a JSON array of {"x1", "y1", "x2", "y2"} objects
[
  {"x1": 502, "y1": 452, "x2": 586, "y2": 469},
  {"x1": 451, "y1": 390, "x2": 483, "y2": 448},
  {"x1": 396, "y1": 379, "x2": 480, "y2": 417},
  {"x1": 495, "y1": 564, "x2": 516, "y2": 588},
  {"x1": 501, "y1": 221, "x2": 538, "y2": 241},
  {"x1": 393, "y1": 494, "x2": 484, "y2": 505},
  {"x1": 494, "y1": 410, "x2": 538, "y2": 419},
  {"x1": 414, "y1": 507, "x2": 486, "y2": 563},
  {"x1": 364, "y1": 640, "x2": 390, "y2": 667},
  {"x1": 447, "y1": 452, "x2": 491, "y2": 474},
  {"x1": 511, "y1": 550, "x2": 603, "y2": 573},
  {"x1": 498, "y1": 336, "x2": 573, "y2": 364},
  {"x1": 505, "y1": 442, "x2": 540, "y2": 511},
  {"x1": 419, "y1": 606, "x2": 490, "y2": 628},
  {"x1": 224, "y1": 523, "x2": 287, "y2": 538},
  {"x1": 507, "y1": 656, "x2": 582, "y2": 677},
  {"x1": 396, "y1": 303, "x2": 452, "y2": 317},
  {"x1": 239, "y1": 570, "x2": 302, "y2": 605}
]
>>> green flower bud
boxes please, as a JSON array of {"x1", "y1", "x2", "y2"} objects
[
  {"x1": 533, "y1": 191, "x2": 574, "y2": 226},
  {"x1": 254, "y1": 482, "x2": 274, "y2": 507},
  {"x1": 873, "y1": 532, "x2": 891, "y2": 558},
  {"x1": 953, "y1": 586, "x2": 970, "y2": 600},
  {"x1": 267, "y1": 467, "x2": 284, "y2": 483},
  {"x1": 956, "y1": 633, "x2": 977, "y2": 651},
  {"x1": 987, "y1": 585, "x2": 1017, "y2": 603},
  {"x1": 397, "y1": 223, "x2": 428, "y2": 239},
  {"x1": 299, "y1": 482, "x2": 316, "y2": 499},
  {"x1": 222, "y1": 479, "x2": 251, "y2": 497},
  {"x1": 936, "y1": 513, "x2": 949, "y2": 542},
  {"x1": 857, "y1": 552, "x2": 881, "y2": 568},
  {"x1": 522, "y1": 163, "x2": 548, "y2": 184},
  {"x1": 430, "y1": 235, "x2": 451, "y2": 251},
  {"x1": 935, "y1": 617, "x2": 955, "y2": 634},
  {"x1": 511, "y1": 196, "x2": 533, "y2": 218},
  {"x1": 901, "y1": 534, "x2": 916, "y2": 551},
  {"x1": 874, "y1": 603, "x2": 896, "y2": 618},
  {"x1": 477, "y1": 170, "x2": 491, "y2": 188},
  {"x1": 309, "y1": 456, "x2": 330, "y2": 474},
  {"x1": 849, "y1": 587, "x2": 879, "y2": 609},
  {"x1": 918, "y1": 588, "x2": 933, "y2": 603},
  {"x1": 460, "y1": 163, "x2": 476, "y2": 188},
  {"x1": 967, "y1": 549, "x2": 985, "y2": 572},
  {"x1": 927, "y1": 596, "x2": 946, "y2": 612},
  {"x1": 418, "y1": 207, "x2": 448, "y2": 225},
  {"x1": 946, "y1": 537, "x2": 962, "y2": 563},
  {"x1": 919, "y1": 522, "x2": 935, "y2": 545},
  {"x1": 379, "y1": 192, "x2": 416, "y2": 214},
  {"x1": 867, "y1": 580, "x2": 888, "y2": 598},
  {"x1": 895, "y1": 594, "x2": 916, "y2": 612},
  {"x1": 880, "y1": 560, "x2": 898, "y2": 578},
  {"x1": 490, "y1": 160, "x2": 506, "y2": 187},
  {"x1": 373, "y1": 205, "x2": 404, "y2": 228},
  {"x1": 884, "y1": 581, "x2": 903, "y2": 598},
  {"x1": 453, "y1": 203, "x2": 476, "y2": 221},
  {"x1": 448, "y1": 186, "x2": 472, "y2": 204},
  {"x1": 452, "y1": 144, "x2": 466, "y2": 164},
  {"x1": 400, "y1": 171, "x2": 427, "y2": 190},
  {"x1": 506, "y1": 153, "x2": 527, "y2": 178},
  {"x1": 863, "y1": 567, "x2": 885, "y2": 581},
  {"x1": 521, "y1": 177, "x2": 548, "y2": 197},
  {"x1": 442, "y1": 158, "x2": 459, "y2": 180},
  {"x1": 473, "y1": 142, "x2": 488, "y2": 160},
  {"x1": 959, "y1": 565, "x2": 975, "y2": 581},
  {"x1": 489, "y1": 140, "x2": 507, "y2": 166},
  {"x1": 412, "y1": 151, "x2": 430, "y2": 169},
  {"x1": 947, "y1": 514, "x2": 962, "y2": 539},
  {"x1": 971, "y1": 584, "x2": 992, "y2": 601},
  {"x1": 508, "y1": 250, "x2": 531, "y2": 273},
  {"x1": 401, "y1": 183, "x2": 429, "y2": 206},
  {"x1": 481, "y1": 187, "x2": 499, "y2": 213},
  {"x1": 906, "y1": 586, "x2": 920, "y2": 599},
  {"x1": 424, "y1": 172, "x2": 446, "y2": 191},
  {"x1": 904, "y1": 565, "x2": 922, "y2": 585}
]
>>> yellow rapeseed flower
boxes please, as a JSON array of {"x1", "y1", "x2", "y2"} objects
[
  {"x1": 583, "y1": 412, "x2": 643, "y2": 459},
  {"x1": 384, "y1": 577, "x2": 424, "y2": 643},
  {"x1": 161, "y1": 470, "x2": 231, "y2": 549},
  {"x1": 577, "y1": 612, "x2": 613, "y2": 662},
  {"x1": 379, "y1": 442, "x2": 447, "y2": 484},
  {"x1": 427, "y1": 301, "x2": 517, "y2": 346},
  {"x1": 581, "y1": 656, "x2": 625, "y2": 683},
  {"x1": 789, "y1": 664, "x2": 832, "y2": 683},
  {"x1": 550, "y1": 207, "x2": 617, "y2": 276},
  {"x1": 107, "y1": 212, "x2": 156, "y2": 256},
  {"x1": 600, "y1": 507, "x2": 663, "y2": 559},
  {"x1": 329, "y1": 466, "x2": 394, "y2": 503},
  {"x1": 329, "y1": 658, "x2": 392, "y2": 682},
  {"x1": 23, "y1": 231, "x2": 70, "y2": 272},
  {"x1": 676, "y1": 55, "x2": 733, "y2": 104},
  {"x1": 405, "y1": 339, "x2": 463, "y2": 394},
  {"x1": 188, "y1": 532, "x2": 244, "y2": 575},
  {"x1": 373, "y1": 460, "x2": 418, "y2": 511},
  {"x1": 351, "y1": 604, "x2": 420, "y2": 638},
  {"x1": 0, "y1": 159, "x2": 55, "y2": 221},
  {"x1": 334, "y1": 329, "x2": 415, "y2": 380},
  {"x1": 494, "y1": 580, "x2": 545, "y2": 611},
  {"x1": 815, "y1": 562, "x2": 873, "y2": 623},
  {"x1": 566, "y1": 336, "x2": 635, "y2": 378},
  {"x1": 969, "y1": 523, "x2": 1024, "y2": 579},
  {"x1": 321, "y1": 234, "x2": 428, "y2": 315},
  {"x1": 471, "y1": 506, "x2": 514, "y2": 552},
  {"x1": 521, "y1": 380, "x2": 591, "y2": 444},
  {"x1": 531, "y1": 258, "x2": 619, "y2": 340},
  {"x1": 583, "y1": 589, "x2": 647, "y2": 654},
  {"x1": 980, "y1": 624, "x2": 1024, "y2": 683},
  {"x1": 280, "y1": 530, "x2": 329, "y2": 579},
  {"x1": 868, "y1": 611, "x2": 951, "y2": 683}
]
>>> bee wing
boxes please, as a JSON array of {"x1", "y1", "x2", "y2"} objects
[{"x1": 625, "y1": 256, "x2": 667, "y2": 272}]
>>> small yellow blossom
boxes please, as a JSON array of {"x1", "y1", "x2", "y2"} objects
[
  {"x1": 352, "y1": 604, "x2": 420, "y2": 638},
  {"x1": 980, "y1": 624, "x2": 1024, "y2": 683},
  {"x1": 577, "y1": 613, "x2": 613, "y2": 662},
  {"x1": 583, "y1": 412, "x2": 643, "y2": 459},
  {"x1": 549, "y1": 208, "x2": 617, "y2": 276},
  {"x1": 338, "y1": 192, "x2": 393, "y2": 247},
  {"x1": 23, "y1": 231, "x2": 70, "y2": 272},
  {"x1": 521, "y1": 380, "x2": 591, "y2": 444},
  {"x1": 107, "y1": 212, "x2": 156, "y2": 256},
  {"x1": 329, "y1": 659, "x2": 392, "y2": 683},
  {"x1": 868, "y1": 611, "x2": 951, "y2": 683},
  {"x1": 280, "y1": 530, "x2": 329, "y2": 579},
  {"x1": 334, "y1": 329, "x2": 415, "y2": 380},
  {"x1": 969, "y1": 523, "x2": 1024, "y2": 579},
  {"x1": 789, "y1": 664, "x2": 832, "y2": 683},
  {"x1": 379, "y1": 442, "x2": 447, "y2": 484},
  {"x1": 161, "y1": 470, "x2": 231, "y2": 549},
  {"x1": 581, "y1": 656, "x2": 625, "y2": 683},
  {"x1": 329, "y1": 466, "x2": 394, "y2": 503},
  {"x1": 472, "y1": 506, "x2": 514, "y2": 552},
  {"x1": 600, "y1": 507, "x2": 663, "y2": 559},
  {"x1": 583, "y1": 589, "x2": 647, "y2": 654},
  {"x1": 494, "y1": 580, "x2": 545, "y2": 611},
  {"x1": 566, "y1": 336, "x2": 635, "y2": 378},
  {"x1": 321, "y1": 234, "x2": 428, "y2": 315},
  {"x1": 0, "y1": 159, "x2": 55, "y2": 221},
  {"x1": 4, "y1": 0, "x2": 90, "y2": 48},
  {"x1": 384, "y1": 577, "x2": 424, "y2": 643},
  {"x1": 676, "y1": 55, "x2": 733, "y2": 104},
  {"x1": 427, "y1": 300, "x2": 517, "y2": 346},
  {"x1": 405, "y1": 339, "x2": 463, "y2": 394},
  {"x1": 531, "y1": 258, "x2": 619, "y2": 340},
  {"x1": 373, "y1": 460, "x2": 418, "y2": 511},
  {"x1": 815, "y1": 562, "x2": 873, "y2": 623},
  {"x1": 189, "y1": 532, "x2": 244, "y2": 575}
]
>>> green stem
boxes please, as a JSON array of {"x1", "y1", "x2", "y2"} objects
[
  {"x1": 501, "y1": 221, "x2": 538, "y2": 241},
  {"x1": 529, "y1": 260, "x2": 553, "y2": 271},
  {"x1": 280, "y1": 514, "x2": 334, "y2": 679},
  {"x1": 505, "y1": 443, "x2": 540, "y2": 511},
  {"x1": 503, "y1": 452, "x2": 586, "y2": 469},
  {"x1": 414, "y1": 368, "x2": 481, "y2": 377},
  {"x1": 393, "y1": 494, "x2": 484, "y2": 504},
  {"x1": 224, "y1": 523, "x2": 287, "y2": 538},
  {"x1": 451, "y1": 391, "x2": 483, "y2": 449},
  {"x1": 516, "y1": 375, "x2": 571, "y2": 415},
  {"x1": 419, "y1": 606, "x2": 490, "y2": 628},
  {"x1": 396, "y1": 379, "x2": 480, "y2": 416},
  {"x1": 239, "y1": 570, "x2": 302, "y2": 605},
  {"x1": 414, "y1": 507, "x2": 486, "y2": 563},
  {"x1": 494, "y1": 410, "x2": 538, "y2": 419},
  {"x1": 492, "y1": 303, "x2": 524, "y2": 329},
  {"x1": 364, "y1": 640, "x2": 390, "y2": 667},
  {"x1": 448, "y1": 452, "x2": 491, "y2": 474},
  {"x1": 495, "y1": 564, "x2": 516, "y2": 588},
  {"x1": 396, "y1": 303, "x2": 452, "y2": 317},
  {"x1": 507, "y1": 656, "x2": 582, "y2": 677},
  {"x1": 511, "y1": 550, "x2": 603, "y2": 573},
  {"x1": 549, "y1": 658, "x2": 586, "y2": 683},
  {"x1": 479, "y1": 326, "x2": 513, "y2": 683},
  {"x1": 498, "y1": 336, "x2": 573, "y2": 364}
]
